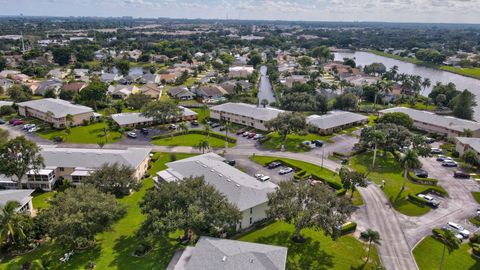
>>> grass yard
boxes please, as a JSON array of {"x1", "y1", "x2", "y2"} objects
[
  {"x1": 152, "y1": 133, "x2": 235, "y2": 148},
  {"x1": 250, "y1": 155, "x2": 364, "y2": 206},
  {"x1": 37, "y1": 122, "x2": 123, "y2": 144},
  {"x1": 262, "y1": 132, "x2": 334, "y2": 152},
  {"x1": 31, "y1": 191, "x2": 55, "y2": 210},
  {"x1": 0, "y1": 153, "x2": 196, "y2": 270},
  {"x1": 191, "y1": 107, "x2": 210, "y2": 123},
  {"x1": 239, "y1": 221, "x2": 381, "y2": 270},
  {"x1": 413, "y1": 236, "x2": 480, "y2": 270},
  {"x1": 472, "y1": 192, "x2": 480, "y2": 204},
  {"x1": 398, "y1": 102, "x2": 437, "y2": 111},
  {"x1": 350, "y1": 152, "x2": 447, "y2": 216},
  {"x1": 440, "y1": 66, "x2": 480, "y2": 80}
]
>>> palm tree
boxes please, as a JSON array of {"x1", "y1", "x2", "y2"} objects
[
  {"x1": 178, "y1": 122, "x2": 189, "y2": 145},
  {"x1": 421, "y1": 78, "x2": 431, "y2": 95},
  {"x1": 261, "y1": 99, "x2": 269, "y2": 108},
  {"x1": 370, "y1": 130, "x2": 386, "y2": 168},
  {"x1": 196, "y1": 139, "x2": 210, "y2": 154},
  {"x1": 223, "y1": 121, "x2": 234, "y2": 149},
  {"x1": 362, "y1": 229, "x2": 381, "y2": 264},
  {"x1": 0, "y1": 201, "x2": 26, "y2": 246},
  {"x1": 65, "y1": 114, "x2": 74, "y2": 127},
  {"x1": 438, "y1": 229, "x2": 461, "y2": 270},
  {"x1": 204, "y1": 124, "x2": 211, "y2": 138},
  {"x1": 399, "y1": 150, "x2": 421, "y2": 190}
]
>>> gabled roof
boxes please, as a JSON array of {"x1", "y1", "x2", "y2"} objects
[
  {"x1": 63, "y1": 82, "x2": 87, "y2": 92},
  {"x1": 197, "y1": 85, "x2": 228, "y2": 97},
  {"x1": 160, "y1": 153, "x2": 277, "y2": 211},
  {"x1": 0, "y1": 189, "x2": 34, "y2": 209},
  {"x1": 18, "y1": 98, "x2": 93, "y2": 118},
  {"x1": 111, "y1": 112, "x2": 153, "y2": 126},
  {"x1": 456, "y1": 137, "x2": 480, "y2": 153},
  {"x1": 173, "y1": 236, "x2": 287, "y2": 270},
  {"x1": 306, "y1": 111, "x2": 368, "y2": 130},
  {"x1": 211, "y1": 102, "x2": 285, "y2": 122}
]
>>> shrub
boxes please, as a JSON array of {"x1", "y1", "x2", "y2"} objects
[
  {"x1": 151, "y1": 130, "x2": 237, "y2": 143},
  {"x1": 85, "y1": 261, "x2": 96, "y2": 269},
  {"x1": 407, "y1": 194, "x2": 429, "y2": 206},
  {"x1": 432, "y1": 228, "x2": 445, "y2": 239},
  {"x1": 339, "y1": 222, "x2": 357, "y2": 235},
  {"x1": 0, "y1": 105, "x2": 15, "y2": 116},
  {"x1": 421, "y1": 187, "x2": 448, "y2": 197},
  {"x1": 407, "y1": 172, "x2": 438, "y2": 186},
  {"x1": 336, "y1": 189, "x2": 347, "y2": 196},
  {"x1": 470, "y1": 233, "x2": 480, "y2": 244},
  {"x1": 472, "y1": 243, "x2": 480, "y2": 256}
]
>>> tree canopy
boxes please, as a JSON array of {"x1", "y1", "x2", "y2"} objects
[
  {"x1": 84, "y1": 163, "x2": 138, "y2": 197},
  {"x1": 141, "y1": 99, "x2": 183, "y2": 124},
  {"x1": 265, "y1": 112, "x2": 307, "y2": 142}
]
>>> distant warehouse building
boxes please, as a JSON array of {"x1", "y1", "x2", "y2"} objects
[
  {"x1": 210, "y1": 102, "x2": 285, "y2": 131},
  {"x1": 111, "y1": 107, "x2": 198, "y2": 128},
  {"x1": 379, "y1": 107, "x2": 480, "y2": 138},
  {"x1": 307, "y1": 111, "x2": 369, "y2": 135},
  {"x1": 17, "y1": 98, "x2": 94, "y2": 128}
]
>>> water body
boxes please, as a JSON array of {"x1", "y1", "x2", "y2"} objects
[
  {"x1": 334, "y1": 51, "x2": 480, "y2": 120},
  {"x1": 257, "y1": 65, "x2": 276, "y2": 107},
  {"x1": 110, "y1": 66, "x2": 144, "y2": 76}
]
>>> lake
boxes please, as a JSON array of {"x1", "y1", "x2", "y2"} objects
[{"x1": 334, "y1": 51, "x2": 480, "y2": 120}]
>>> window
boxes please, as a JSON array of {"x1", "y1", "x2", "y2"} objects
[
  {"x1": 250, "y1": 208, "x2": 253, "y2": 214},
  {"x1": 59, "y1": 167, "x2": 64, "y2": 172},
  {"x1": 249, "y1": 217, "x2": 252, "y2": 224}
]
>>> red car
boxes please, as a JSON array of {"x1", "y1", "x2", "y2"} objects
[
  {"x1": 236, "y1": 128, "x2": 245, "y2": 135},
  {"x1": 12, "y1": 120, "x2": 24, "y2": 126},
  {"x1": 247, "y1": 132, "x2": 256, "y2": 139}
]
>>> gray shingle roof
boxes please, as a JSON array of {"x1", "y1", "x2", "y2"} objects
[
  {"x1": 18, "y1": 98, "x2": 93, "y2": 118},
  {"x1": 306, "y1": 111, "x2": 368, "y2": 130},
  {"x1": 111, "y1": 112, "x2": 153, "y2": 126},
  {"x1": 176, "y1": 236, "x2": 287, "y2": 270},
  {"x1": 379, "y1": 107, "x2": 480, "y2": 132},
  {"x1": 0, "y1": 189, "x2": 34, "y2": 208},
  {"x1": 39, "y1": 145, "x2": 151, "y2": 170},
  {"x1": 456, "y1": 137, "x2": 480, "y2": 153},
  {"x1": 161, "y1": 153, "x2": 277, "y2": 211},
  {"x1": 211, "y1": 103, "x2": 285, "y2": 122}
]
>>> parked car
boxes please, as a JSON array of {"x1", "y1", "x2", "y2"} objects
[
  {"x1": 210, "y1": 122, "x2": 221, "y2": 128},
  {"x1": 219, "y1": 126, "x2": 225, "y2": 131},
  {"x1": 431, "y1": 148, "x2": 443, "y2": 154},
  {"x1": 424, "y1": 137, "x2": 435, "y2": 144},
  {"x1": 259, "y1": 175, "x2": 271, "y2": 182},
  {"x1": 27, "y1": 127, "x2": 38, "y2": 133},
  {"x1": 253, "y1": 134, "x2": 264, "y2": 140},
  {"x1": 242, "y1": 131, "x2": 250, "y2": 137},
  {"x1": 413, "y1": 169, "x2": 428, "y2": 178},
  {"x1": 302, "y1": 141, "x2": 316, "y2": 149},
  {"x1": 255, "y1": 173, "x2": 265, "y2": 179},
  {"x1": 477, "y1": 208, "x2": 480, "y2": 216},
  {"x1": 12, "y1": 120, "x2": 24, "y2": 126},
  {"x1": 8, "y1": 119, "x2": 20, "y2": 124},
  {"x1": 224, "y1": 160, "x2": 236, "y2": 166},
  {"x1": 311, "y1": 140, "x2": 324, "y2": 147},
  {"x1": 341, "y1": 159, "x2": 348, "y2": 165},
  {"x1": 236, "y1": 128, "x2": 246, "y2": 135},
  {"x1": 191, "y1": 120, "x2": 199, "y2": 126},
  {"x1": 169, "y1": 124, "x2": 177, "y2": 130},
  {"x1": 454, "y1": 170, "x2": 470, "y2": 179},
  {"x1": 418, "y1": 194, "x2": 440, "y2": 207},
  {"x1": 436, "y1": 155, "x2": 449, "y2": 162},
  {"x1": 127, "y1": 132, "x2": 138, "y2": 138},
  {"x1": 441, "y1": 227, "x2": 464, "y2": 240},
  {"x1": 447, "y1": 222, "x2": 470, "y2": 238},
  {"x1": 247, "y1": 133, "x2": 256, "y2": 139},
  {"x1": 141, "y1": 128, "x2": 149, "y2": 135},
  {"x1": 442, "y1": 160, "x2": 458, "y2": 167},
  {"x1": 22, "y1": 124, "x2": 35, "y2": 130},
  {"x1": 279, "y1": 167, "x2": 294, "y2": 175},
  {"x1": 267, "y1": 162, "x2": 282, "y2": 169}
]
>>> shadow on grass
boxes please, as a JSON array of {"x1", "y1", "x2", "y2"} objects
[{"x1": 255, "y1": 231, "x2": 334, "y2": 270}]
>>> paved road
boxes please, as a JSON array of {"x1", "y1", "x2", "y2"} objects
[{"x1": 257, "y1": 65, "x2": 276, "y2": 106}]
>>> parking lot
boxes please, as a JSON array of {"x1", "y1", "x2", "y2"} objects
[{"x1": 225, "y1": 155, "x2": 294, "y2": 185}]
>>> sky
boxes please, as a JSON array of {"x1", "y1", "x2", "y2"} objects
[{"x1": 1, "y1": 0, "x2": 480, "y2": 24}]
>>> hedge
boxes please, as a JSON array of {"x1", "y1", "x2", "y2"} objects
[
  {"x1": 422, "y1": 187, "x2": 448, "y2": 197},
  {"x1": 432, "y1": 228, "x2": 445, "y2": 239},
  {"x1": 407, "y1": 194, "x2": 430, "y2": 206},
  {"x1": 407, "y1": 172, "x2": 438, "y2": 186},
  {"x1": 339, "y1": 222, "x2": 357, "y2": 235},
  {"x1": 151, "y1": 130, "x2": 237, "y2": 143}
]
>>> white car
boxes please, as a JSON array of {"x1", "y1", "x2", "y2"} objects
[
  {"x1": 27, "y1": 127, "x2": 38, "y2": 133},
  {"x1": 302, "y1": 141, "x2": 315, "y2": 149},
  {"x1": 259, "y1": 176, "x2": 271, "y2": 182},
  {"x1": 127, "y1": 132, "x2": 138, "y2": 138},
  {"x1": 254, "y1": 173, "x2": 265, "y2": 179},
  {"x1": 418, "y1": 194, "x2": 434, "y2": 201},
  {"x1": 253, "y1": 134, "x2": 264, "y2": 140},
  {"x1": 442, "y1": 227, "x2": 464, "y2": 240},
  {"x1": 279, "y1": 167, "x2": 294, "y2": 175},
  {"x1": 22, "y1": 124, "x2": 35, "y2": 130},
  {"x1": 442, "y1": 160, "x2": 458, "y2": 167},
  {"x1": 447, "y1": 222, "x2": 470, "y2": 238},
  {"x1": 477, "y1": 208, "x2": 480, "y2": 216}
]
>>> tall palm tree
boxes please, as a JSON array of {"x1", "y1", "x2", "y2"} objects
[
  {"x1": 438, "y1": 229, "x2": 461, "y2": 270},
  {"x1": 362, "y1": 229, "x2": 381, "y2": 263},
  {"x1": 204, "y1": 124, "x2": 211, "y2": 138},
  {"x1": 223, "y1": 121, "x2": 233, "y2": 149},
  {"x1": 370, "y1": 130, "x2": 386, "y2": 168},
  {"x1": 399, "y1": 150, "x2": 422, "y2": 190},
  {"x1": 178, "y1": 122, "x2": 189, "y2": 145},
  {"x1": 0, "y1": 201, "x2": 26, "y2": 246},
  {"x1": 196, "y1": 139, "x2": 210, "y2": 154},
  {"x1": 421, "y1": 78, "x2": 431, "y2": 95}
]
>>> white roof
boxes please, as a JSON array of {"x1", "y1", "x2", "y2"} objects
[
  {"x1": 456, "y1": 137, "x2": 480, "y2": 153},
  {"x1": 380, "y1": 107, "x2": 480, "y2": 132},
  {"x1": 17, "y1": 98, "x2": 93, "y2": 118},
  {"x1": 0, "y1": 101, "x2": 13, "y2": 107},
  {"x1": 70, "y1": 170, "x2": 92, "y2": 177},
  {"x1": 306, "y1": 111, "x2": 368, "y2": 130},
  {"x1": 211, "y1": 102, "x2": 285, "y2": 122},
  {"x1": 0, "y1": 189, "x2": 34, "y2": 209},
  {"x1": 111, "y1": 113, "x2": 153, "y2": 126},
  {"x1": 158, "y1": 153, "x2": 277, "y2": 211},
  {"x1": 229, "y1": 66, "x2": 254, "y2": 72}
]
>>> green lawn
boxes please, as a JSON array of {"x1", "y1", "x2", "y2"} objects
[
  {"x1": 398, "y1": 103, "x2": 437, "y2": 111},
  {"x1": 413, "y1": 236, "x2": 480, "y2": 270},
  {"x1": 472, "y1": 192, "x2": 480, "y2": 204},
  {"x1": 440, "y1": 66, "x2": 480, "y2": 80},
  {"x1": 191, "y1": 108, "x2": 210, "y2": 123},
  {"x1": 152, "y1": 133, "x2": 235, "y2": 148},
  {"x1": 239, "y1": 221, "x2": 381, "y2": 270},
  {"x1": 262, "y1": 132, "x2": 334, "y2": 152},
  {"x1": 0, "y1": 153, "x2": 196, "y2": 270},
  {"x1": 250, "y1": 155, "x2": 363, "y2": 206},
  {"x1": 37, "y1": 122, "x2": 123, "y2": 144},
  {"x1": 31, "y1": 191, "x2": 55, "y2": 210},
  {"x1": 350, "y1": 152, "x2": 447, "y2": 216}
]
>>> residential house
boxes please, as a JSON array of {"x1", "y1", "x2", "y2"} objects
[
  {"x1": 379, "y1": 107, "x2": 480, "y2": 138},
  {"x1": 0, "y1": 78, "x2": 13, "y2": 90},
  {"x1": 168, "y1": 86, "x2": 195, "y2": 100},
  {"x1": 17, "y1": 98, "x2": 94, "y2": 128},
  {"x1": 101, "y1": 73, "x2": 123, "y2": 83},
  {"x1": 167, "y1": 236, "x2": 287, "y2": 270},
  {"x1": 306, "y1": 111, "x2": 369, "y2": 135},
  {"x1": 210, "y1": 102, "x2": 285, "y2": 131},
  {"x1": 160, "y1": 73, "x2": 177, "y2": 83},
  {"x1": 73, "y1": 69, "x2": 89, "y2": 80},
  {"x1": 32, "y1": 79, "x2": 63, "y2": 96},
  {"x1": 153, "y1": 54, "x2": 169, "y2": 63},
  {"x1": 455, "y1": 137, "x2": 480, "y2": 158},
  {"x1": 219, "y1": 80, "x2": 252, "y2": 94},
  {"x1": 128, "y1": 49, "x2": 142, "y2": 62},
  {"x1": 141, "y1": 84, "x2": 162, "y2": 99},
  {"x1": 228, "y1": 66, "x2": 254, "y2": 79},
  {"x1": 139, "y1": 73, "x2": 160, "y2": 84},
  {"x1": 111, "y1": 107, "x2": 197, "y2": 127},
  {"x1": 155, "y1": 153, "x2": 278, "y2": 230},
  {"x1": 0, "y1": 190, "x2": 34, "y2": 215},
  {"x1": 62, "y1": 82, "x2": 87, "y2": 93},
  {"x1": 196, "y1": 85, "x2": 228, "y2": 99},
  {"x1": 284, "y1": 75, "x2": 308, "y2": 88},
  {"x1": 119, "y1": 74, "x2": 142, "y2": 85},
  {"x1": 107, "y1": 85, "x2": 140, "y2": 99},
  {"x1": 47, "y1": 68, "x2": 70, "y2": 79}
]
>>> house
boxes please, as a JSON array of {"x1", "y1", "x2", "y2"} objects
[
  {"x1": 284, "y1": 75, "x2": 308, "y2": 88},
  {"x1": 0, "y1": 70, "x2": 20, "y2": 79},
  {"x1": 160, "y1": 73, "x2": 177, "y2": 83},
  {"x1": 379, "y1": 107, "x2": 480, "y2": 138},
  {"x1": 210, "y1": 102, "x2": 285, "y2": 131},
  {"x1": 101, "y1": 73, "x2": 123, "y2": 83},
  {"x1": 73, "y1": 69, "x2": 89, "y2": 80},
  {"x1": 32, "y1": 79, "x2": 63, "y2": 96},
  {"x1": 167, "y1": 236, "x2": 287, "y2": 270},
  {"x1": 17, "y1": 98, "x2": 94, "y2": 128},
  {"x1": 107, "y1": 85, "x2": 140, "y2": 99},
  {"x1": 128, "y1": 49, "x2": 142, "y2": 62},
  {"x1": 139, "y1": 73, "x2": 160, "y2": 84},
  {"x1": 62, "y1": 82, "x2": 87, "y2": 93},
  {"x1": 111, "y1": 107, "x2": 197, "y2": 128},
  {"x1": 141, "y1": 84, "x2": 162, "y2": 99},
  {"x1": 47, "y1": 68, "x2": 70, "y2": 79},
  {"x1": 118, "y1": 74, "x2": 142, "y2": 85},
  {"x1": 168, "y1": 86, "x2": 195, "y2": 100},
  {"x1": 219, "y1": 80, "x2": 252, "y2": 94},
  {"x1": 0, "y1": 78, "x2": 13, "y2": 90},
  {"x1": 455, "y1": 137, "x2": 480, "y2": 158},
  {"x1": 196, "y1": 85, "x2": 228, "y2": 99},
  {"x1": 228, "y1": 66, "x2": 254, "y2": 79},
  {"x1": 306, "y1": 111, "x2": 369, "y2": 135},
  {"x1": 0, "y1": 190, "x2": 35, "y2": 215},
  {"x1": 5, "y1": 146, "x2": 152, "y2": 191},
  {"x1": 155, "y1": 153, "x2": 278, "y2": 230}
]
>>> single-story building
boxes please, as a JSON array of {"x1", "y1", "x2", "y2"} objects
[
  {"x1": 307, "y1": 111, "x2": 369, "y2": 135},
  {"x1": 141, "y1": 84, "x2": 163, "y2": 99},
  {"x1": 0, "y1": 189, "x2": 35, "y2": 215},
  {"x1": 139, "y1": 74, "x2": 160, "y2": 84},
  {"x1": 47, "y1": 68, "x2": 70, "y2": 79},
  {"x1": 167, "y1": 236, "x2": 287, "y2": 270},
  {"x1": 284, "y1": 75, "x2": 308, "y2": 88},
  {"x1": 210, "y1": 102, "x2": 285, "y2": 131},
  {"x1": 111, "y1": 107, "x2": 197, "y2": 127},
  {"x1": 195, "y1": 85, "x2": 228, "y2": 99},
  {"x1": 168, "y1": 86, "x2": 195, "y2": 100},
  {"x1": 17, "y1": 98, "x2": 94, "y2": 128},
  {"x1": 62, "y1": 82, "x2": 87, "y2": 93},
  {"x1": 160, "y1": 73, "x2": 177, "y2": 83},
  {"x1": 32, "y1": 79, "x2": 63, "y2": 96},
  {"x1": 455, "y1": 137, "x2": 480, "y2": 158},
  {"x1": 219, "y1": 80, "x2": 252, "y2": 94},
  {"x1": 228, "y1": 66, "x2": 254, "y2": 79},
  {"x1": 107, "y1": 85, "x2": 140, "y2": 99},
  {"x1": 0, "y1": 100, "x2": 13, "y2": 108},
  {"x1": 155, "y1": 153, "x2": 278, "y2": 230},
  {"x1": 379, "y1": 107, "x2": 480, "y2": 138},
  {"x1": 101, "y1": 73, "x2": 123, "y2": 83}
]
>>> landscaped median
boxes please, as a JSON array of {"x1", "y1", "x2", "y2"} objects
[
  {"x1": 37, "y1": 122, "x2": 123, "y2": 144},
  {"x1": 260, "y1": 132, "x2": 334, "y2": 152},
  {"x1": 151, "y1": 130, "x2": 236, "y2": 148},
  {"x1": 250, "y1": 155, "x2": 364, "y2": 206}
]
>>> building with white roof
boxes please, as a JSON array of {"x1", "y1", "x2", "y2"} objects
[
  {"x1": 210, "y1": 102, "x2": 285, "y2": 131},
  {"x1": 307, "y1": 111, "x2": 369, "y2": 135},
  {"x1": 0, "y1": 146, "x2": 151, "y2": 191},
  {"x1": 228, "y1": 66, "x2": 254, "y2": 79},
  {"x1": 455, "y1": 137, "x2": 480, "y2": 158},
  {"x1": 379, "y1": 107, "x2": 480, "y2": 138},
  {"x1": 0, "y1": 189, "x2": 35, "y2": 215},
  {"x1": 111, "y1": 106, "x2": 197, "y2": 128},
  {"x1": 155, "y1": 153, "x2": 278, "y2": 230},
  {"x1": 17, "y1": 98, "x2": 94, "y2": 128},
  {"x1": 167, "y1": 236, "x2": 287, "y2": 270}
]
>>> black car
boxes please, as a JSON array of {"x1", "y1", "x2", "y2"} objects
[
  {"x1": 311, "y1": 140, "x2": 324, "y2": 147},
  {"x1": 414, "y1": 169, "x2": 428, "y2": 178},
  {"x1": 267, "y1": 161, "x2": 282, "y2": 169},
  {"x1": 454, "y1": 170, "x2": 470, "y2": 179},
  {"x1": 210, "y1": 122, "x2": 221, "y2": 128},
  {"x1": 224, "y1": 160, "x2": 236, "y2": 166},
  {"x1": 191, "y1": 120, "x2": 199, "y2": 126},
  {"x1": 141, "y1": 128, "x2": 149, "y2": 135}
]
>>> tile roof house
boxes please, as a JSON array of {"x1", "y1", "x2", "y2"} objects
[
  {"x1": 62, "y1": 82, "x2": 87, "y2": 93},
  {"x1": 228, "y1": 66, "x2": 254, "y2": 79},
  {"x1": 168, "y1": 86, "x2": 195, "y2": 100},
  {"x1": 219, "y1": 80, "x2": 252, "y2": 94},
  {"x1": 47, "y1": 68, "x2": 70, "y2": 79},
  {"x1": 0, "y1": 78, "x2": 13, "y2": 90},
  {"x1": 196, "y1": 85, "x2": 228, "y2": 99},
  {"x1": 306, "y1": 111, "x2": 369, "y2": 135},
  {"x1": 160, "y1": 73, "x2": 177, "y2": 83},
  {"x1": 155, "y1": 153, "x2": 278, "y2": 230},
  {"x1": 168, "y1": 236, "x2": 287, "y2": 270},
  {"x1": 141, "y1": 84, "x2": 163, "y2": 99},
  {"x1": 107, "y1": 85, "x2": 140, "y2": 99}
]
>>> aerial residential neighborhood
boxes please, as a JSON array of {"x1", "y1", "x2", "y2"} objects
[{"x1": 0, "y1": 3, "x2": 480, "y2": 270}]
